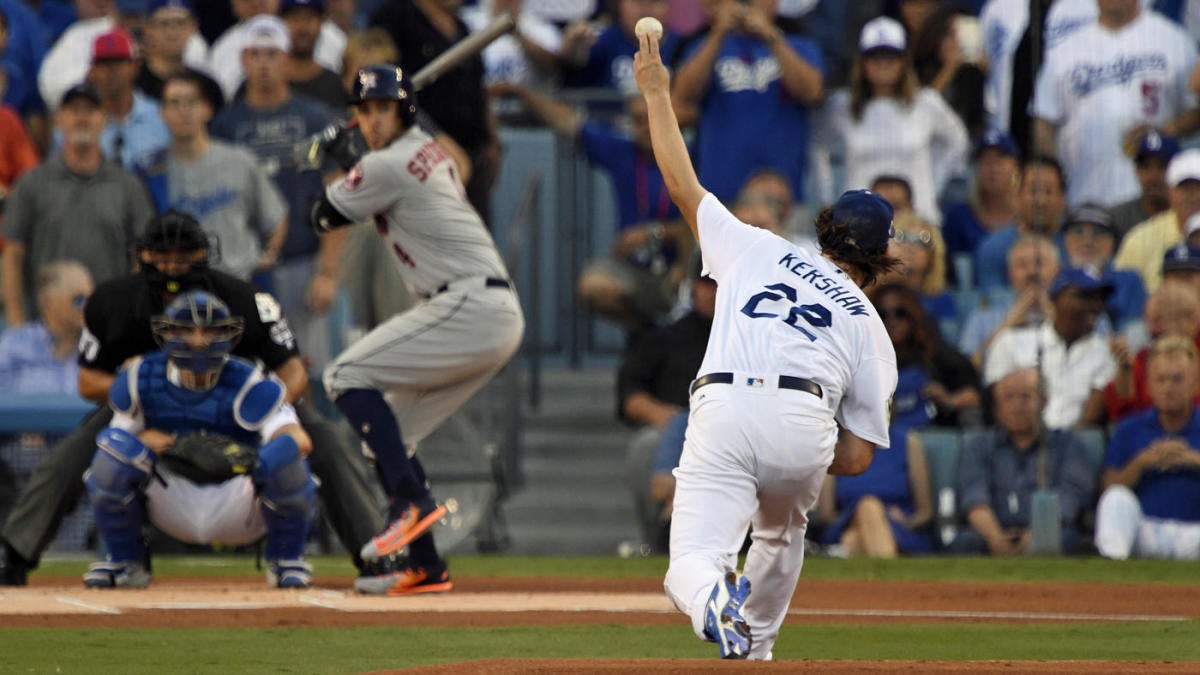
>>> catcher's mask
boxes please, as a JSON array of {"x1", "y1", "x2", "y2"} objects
[
  {"x1": 138, "y1": 210, "x2": 218, "y2": 296},
  {"x1": 152, "y1": 290, "x2": 244, "y2": 391}
]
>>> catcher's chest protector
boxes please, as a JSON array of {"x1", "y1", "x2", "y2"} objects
[{"x1": 134, "y1": 353, "x2": 262, "y2": 445}]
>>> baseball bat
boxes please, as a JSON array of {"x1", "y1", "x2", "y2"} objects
[{"x1": 411, "y1": 12, "x2": 517, "y2": 91}]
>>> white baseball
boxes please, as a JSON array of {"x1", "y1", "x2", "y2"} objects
[{"x1": 634, "y1": 16, "x2": 663, "y2": 40}]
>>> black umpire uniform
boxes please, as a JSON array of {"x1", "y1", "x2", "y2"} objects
[{"x1": 0, "y1": 214, "x2": 385, "y2": 583}]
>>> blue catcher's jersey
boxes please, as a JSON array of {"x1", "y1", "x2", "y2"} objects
[{"x1": 110, "y1": 352, "x2": 283, "y2": 447}]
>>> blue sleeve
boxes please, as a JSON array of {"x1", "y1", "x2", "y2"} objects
[
  {"x1": 578, "y1": 122, "x2": 622, "y2": 171},
  {"x1": 1104, "y1": 419, "x2": 1141, "y2": 470},
  {"x1": 788, "y1": 36, "x2": 825, "y2": 76}
]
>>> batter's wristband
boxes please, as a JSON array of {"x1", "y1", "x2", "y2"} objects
[{"x1": 255, "y1": 434, "x2": 301, "y2": 482}]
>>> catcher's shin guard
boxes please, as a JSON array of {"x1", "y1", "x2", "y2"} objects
[
  {"x1": 259, "y1": 458, "x2": 318, "y2": 560},
  {"x1": 86, "y1": 429, "x2": 155, "y2": 563}
]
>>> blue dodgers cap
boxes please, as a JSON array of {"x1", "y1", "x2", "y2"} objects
[
  {"x1": 1049, "y1": 267, "x2": 1115, "y2": 299},
  {"x1": 280, "y1": 0, "x2": 326, "y2": 13},
  {"x1": 974, "y1": 130, "x2": 1019, "y2": 160},
  {"x1": 832, "y1": 189, "x2": 894, "y2": 253},
  {"x1": 148, "y1": 0, "x2": 194, "y2": 15},
  {"x1": 1135, "y1": 130, "x2": 1181, "y2": 163}
]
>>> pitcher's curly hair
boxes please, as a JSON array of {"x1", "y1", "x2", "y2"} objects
[{"x1": 814, "y1": 207, "x2": 901, "y2": 289}]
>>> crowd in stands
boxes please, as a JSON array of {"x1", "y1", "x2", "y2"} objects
[{"x1": 0, "y1": 0, "x2": 1196, "y2": 562}]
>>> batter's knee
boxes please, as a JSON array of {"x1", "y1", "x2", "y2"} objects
[{"x1": 87, "y1": 429, "x2": 155, "y2": 505}]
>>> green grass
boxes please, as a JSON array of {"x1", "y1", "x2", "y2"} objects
[
  {"x1": 0, "y1": 622, "x2": 1196, "y2": 674},
  {"x1": 32, "y1": 553, "x2": 1200, "y2": 584}
]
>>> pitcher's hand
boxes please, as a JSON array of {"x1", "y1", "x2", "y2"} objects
[{"x1": 634, "y1": 31, "x2": 670, "y2": 98}]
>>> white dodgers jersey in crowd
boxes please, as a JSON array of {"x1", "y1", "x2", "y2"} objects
[
  {"x1": 695, "y1": 195, "x2": 897, "y2": 447},
  {"x1": 1032, "y1": 10, "x2": 1198, "y2": 208},
  {"x1": 326, "y1": 127, "x2": 509, "y2": 296}
]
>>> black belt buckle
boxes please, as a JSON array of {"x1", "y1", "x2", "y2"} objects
[{"x1": 690, "y1": 372, "x2": 822, "y2": 399}]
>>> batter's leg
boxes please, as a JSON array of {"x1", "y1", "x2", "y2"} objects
[
  {"x1": 294, "y1": 400, "x2": 385, "y2": 570},
  {"x1": 1, "y1": 407, "x2": 112, "y2": 571},
  {"x1": 740, "y1": 464, "x2": 826, "y2": 660}
]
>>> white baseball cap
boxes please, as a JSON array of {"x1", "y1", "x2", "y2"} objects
[
  {"x1": 242, "y1": 15, "x2": 290, "y2": 53},
  {"x1": 1166, "y1": 148, "x2": 1200, "y2": 187},
  {"x1": 1185, "y1": 212, "x2": 1200, "y2": 237},
  {"x1": 859, "y1": 17, "x2": 906, "y2": 54}
]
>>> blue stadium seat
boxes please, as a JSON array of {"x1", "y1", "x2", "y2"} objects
[
  {"x1": 951, "y1": 253, "x2": 974, "y2": 291},
  {"x1": 1073, "y1": 426, "x2": 1107, "y2": 477},
  {"x1": 917, "y1": 428, "x2": 962, "y2": 548}
]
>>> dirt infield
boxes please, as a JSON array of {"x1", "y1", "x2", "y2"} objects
[{"x1": 3, "y1": 575, "x2": 1197, "y2": 670}]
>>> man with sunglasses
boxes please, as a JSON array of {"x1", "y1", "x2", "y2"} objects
[
  {"x1": 0, "y1": 261, "x2": 94, "y2": 396},
  {"x1": 0, "y1": 211, "x2": 388, "y2": 587}
]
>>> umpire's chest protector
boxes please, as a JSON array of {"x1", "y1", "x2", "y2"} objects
[{"x1": 134, "y1": 354, "x2": 265, "y2": 446}]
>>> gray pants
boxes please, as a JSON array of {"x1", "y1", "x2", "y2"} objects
[{"x1": 1, "y1": 400, "x2": 383, "y2": 569}]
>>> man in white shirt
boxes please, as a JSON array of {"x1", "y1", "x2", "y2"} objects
[
  {"x1": 1032, "y1": 0, "x2": 1199, "y2": 209},
  {"x1": 984, "y1": 267, "x2": 1118, "y2": 429}
]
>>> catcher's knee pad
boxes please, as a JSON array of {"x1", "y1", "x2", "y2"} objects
[
  {"x1": 260, "y1": 459, "x2": 318, "y2": 560},
  {"x1": 87, "y1": 428, "x2": 155, "y2": 504}
]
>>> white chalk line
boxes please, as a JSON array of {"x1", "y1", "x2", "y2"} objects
[
  {"x1": 54, "y1": 595, "x2": 122, "y2": 615},
  {"x1": 786, "y1": 608, "x2": 1190, "y2": 622}
]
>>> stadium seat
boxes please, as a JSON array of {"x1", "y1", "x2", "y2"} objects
[
  {"x1": 951, "y1": 253, "x2": 974, "y2": 291},
  {"x1": 918, "y1": 428, "x2": 962, "y2": 548},
  {"x1": 1073, "y1": 426, "x2": 1107, "y2": 474}
]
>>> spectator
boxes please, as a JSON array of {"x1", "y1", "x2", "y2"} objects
[
  {"x1": 522, "y1": 0, "x2": 595, "y2": 26},
  {"x1": 815, "y1": 424, "x2": 935, "y2": 558},
  {"x1": 1114, "y1": 148, "x2": 1200, "y2": 293},
  {"x1": 869, "y1": 174, "x2": 913, "y2": 216},
  {"x1": 1105, "y1": 283, "x2": 1200, "y2": 422},
  {"x1": 135, "y1": 0, "x2": 224, "y2": 112},
  {"x1": 910, "y1": 3, "x2": 986, "y2": 140},
  {"x1": 618, "y1": 261, "x2": 713, "y2": 552},
  {"x1": 738, "y1": 168, "x2": 793, "y2": 239},
  {"x1": 149, "y1": 72, "x2": 287, "y2": 281},
  {"x1": 0, "y1": 0, "x2": 49, "y2": 147},
  {"x1": 340, "y1": 27, "x2": 396, "y2": 94},
  {"x1": 463, "y1": 0, "x2": 561, "y2": 116},
  {"x1": 560, "y1": 0, "x2": 675, "y2": 97},
  {"x1": 0, "y1": 260, "x2": 92, "y2": 395},
  {"x1": 884, "y1": 211, "x2": 955, "y2": 325},
  {"x1": 1109, "y1": 131, "x2": 1179, "y2": 241},
  {"x1": 815, "y1": 16, "x2": 966, "y2": 224},
  {"x1": 1032, "y1": 0, "x2": 1199, "y2": 209},
  {"x1": 1095, "y1": 335, "x2": 1200, "y2": 560},
  {"x1": 496, "y1": 83, "x2": 686, "y2": 333},
  {"x1": 983, "y1": 266, "x2": 1117, "y2": 429},
  {"x1": 0, "y1": 70, "x2": 40, "y2": 209},
  {"x1": 371, "y1": 0, "x2": 499, "y2": 223},
  {"x1": 1161, "y1": 240, "x2": 1200, "y2": 301},
  {"x1": 37, "y1": 0, "x2": 208, "y2": 114},
  {"x1": 672, "y1": 0, "x2": 824, "y2": 204},
  {"x1": 2, "y1": 83, "x2": 153, "y2": 325},
  {"x1": 87, "y1": 28, "x2": 169, "y2": 171},
  {"x1": 1061, "y1": 205, "x2": 1146, "y2": 332},
  {"x1": 211, "y1": 15, "x2": 338, "y2": 372},
  {"x1": 958, "y1": 234, "x2": 1060, "y2": 367},
  {"x1": 208, "y1": 0, "x2": 346, "y2": 102},
  {"x1": 871, "y1": 282, "x2": 982, "y2": 430},
  {"x1": 279, "y1": 0, "x2": 347, "y2": 112},
  {"x1": 974, "y1": 155, "x2": 1066, "y2": 293},
  {"x1": 941, "y1": 131, "x2": 1020, "y2": 270},
  {"x1": 950, "y1": 367, "x2": 1097, "y2": 556}
]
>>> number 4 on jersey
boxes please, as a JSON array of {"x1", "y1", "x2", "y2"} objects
[{"x1": 740, "y1": 282, "x2": 833, "y2": 341}]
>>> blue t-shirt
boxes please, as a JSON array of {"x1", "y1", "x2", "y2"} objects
[
  {"x1": 1105, "y1": 408, "x2": 1200, "y2": 522},
  {"x1": 1105, "y1": 267, "x2": 1146, "y2": 331},
  {"x1": 564, "y1": 24, "x2": 680, "y2": 110},
  {"x1": 941, "y1": 201, "x2": 992, "y2": 257},
  {"x1": 0, "y1": 0, "x2": 49, "y2": 114},
  {"x1": 833, "y1": 425, "x2": 914, "y2": 510},
  {"x1": 579, "y1": 121, "x2": 680, "y2": 231},
  {"x1": 892, "y1": 364, "x2": 936, "y2": 431},
  {"x1": 210, "y1": 95, "x2": 334, "y2": 261},
  {"x1": 683, "y1": 32, "x2": 824, "y2": 202}
]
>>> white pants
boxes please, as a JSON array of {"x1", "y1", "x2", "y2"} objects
[
  {"x1": 323, "y1": 282, "x2": 524, "y2": 445},
  {"x1": 145, "y1": 469, "x2": 267, "y2": 546},
  {"x1": 664, "y1": 378, "x2": 837, "y2": 660},
  {"x1": 1094, "y1": 485, "x2": 1200, "y2": 561}
]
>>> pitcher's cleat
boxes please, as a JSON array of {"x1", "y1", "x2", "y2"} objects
[
  {"x1": 702, "y1": 571, "x2": 752, "y2": 659},
  {"x1": 359, "y1": 501, "x2": 448, "y2": 562}
]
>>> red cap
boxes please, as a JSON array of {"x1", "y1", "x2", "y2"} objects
[{"x1": 92, "y1": 29, "x2": 137, "y2": 62}]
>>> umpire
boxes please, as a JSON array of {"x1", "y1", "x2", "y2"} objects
[{"x1": 0, "y1": 211, "x2": 386, "y2": 584}]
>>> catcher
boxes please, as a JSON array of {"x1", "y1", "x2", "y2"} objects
[{"x1": 83, "y1": 290, "x2": 317, "y2": 589}]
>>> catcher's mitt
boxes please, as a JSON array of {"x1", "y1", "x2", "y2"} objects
[{"x1": 160, "y1": 432, "x2": 258, "y2": 485}]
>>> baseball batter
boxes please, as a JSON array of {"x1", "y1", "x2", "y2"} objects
[
  {"x1": 310, "y1": 65, "x2": 524, "y2": 595},
  {"x1": 634, "y1": 30, "x2": 899, "y2": 659},
  {"x1": 84, "y1": 291, "x2": 317, "y2": 589}
]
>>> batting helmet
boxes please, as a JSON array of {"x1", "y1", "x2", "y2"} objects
[
  {"x1": 348, "y1": 64, "x2": 417, "y2": 125},
  {"x1": 152, "y1": 290, "x2": 244, "y2": 390}
]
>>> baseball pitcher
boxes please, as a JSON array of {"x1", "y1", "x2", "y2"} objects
[
  {"x1": 309, "y1": 65, "x2": 524, "y2": 595},
  {"x1": 83, "y1": 291, "x2": 317, "y2": 589}
]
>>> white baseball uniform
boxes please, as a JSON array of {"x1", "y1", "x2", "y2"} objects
[
  {"x1": 1032, "y1": 10, "x2": 1198, "y2": 208},
  {"x1": 664, "y1": 194, "x2": 896, "y2": 660},
  {"x1": 322, "y1": 126, "x2": 524, "y2": 445}
]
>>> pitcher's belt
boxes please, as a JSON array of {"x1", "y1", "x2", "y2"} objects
[{"x1": 689, "y1": 373, "x2": 823, "y2": 399}]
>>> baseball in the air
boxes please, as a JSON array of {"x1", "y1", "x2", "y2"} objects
[{"x1": 635, "y1": 16, "x2": 663, "y2": 40}]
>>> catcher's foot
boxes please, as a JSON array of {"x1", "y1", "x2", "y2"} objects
[
  {"x1": 84, "y1": 560, "x2": 151, "y2": 589},
  {"x1": 266, "y1": 558, "x2": 313, "y2": 589},
  {"x1": 354, "y1": 564, "x2": 453, "y2": 596},
  {"x1": 702, "y1": 571, "x2": 752, "y2": 659},
  {"x1": 359, "y1": 500, "x2": 448, "y2": 563}
]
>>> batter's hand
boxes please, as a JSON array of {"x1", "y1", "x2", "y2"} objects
[
  {"x1": 306, "y1": 273, "x2": 336, "y2": 313},
  {"x1": 634, "y1": 31, "x2": 670, "y2": 98}
]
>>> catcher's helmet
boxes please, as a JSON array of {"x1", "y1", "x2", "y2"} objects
[
  {"x1": 348, "y1": 64, "x2": 416, "y2": 125},
  {"x1": 152, "y1": 290, "x2": 244, "y2": 390}
]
